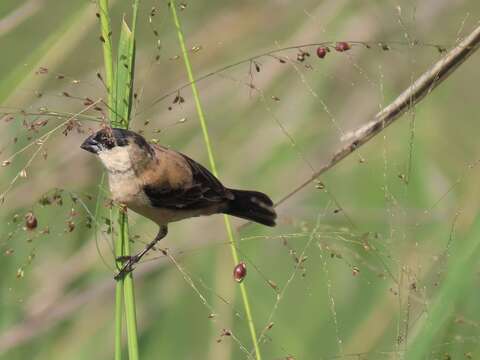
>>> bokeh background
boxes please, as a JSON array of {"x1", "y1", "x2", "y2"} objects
[{"x1": 1, "y1": 0, "x2": 480, "y2": 359}]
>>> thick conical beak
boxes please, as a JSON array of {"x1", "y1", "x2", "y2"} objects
[{"x1": 80, "y1": 135, "x2": 100, "y2": 154}]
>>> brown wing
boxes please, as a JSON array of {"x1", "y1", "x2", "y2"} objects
[{"x1": 144, "y1": 149, "x2": 233, "y2": 210}]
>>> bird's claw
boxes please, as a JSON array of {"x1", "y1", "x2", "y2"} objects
[
  {"x1": 116, "y1": 255, "x2": 132, "y2": 263},
  {"x1": 114, "y1": 255, "x2": 138, "y2": 280}
]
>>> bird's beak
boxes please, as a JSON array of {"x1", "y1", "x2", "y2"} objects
[{"x1": 80, "y1": 135, "x2": 100, "y2": 154}]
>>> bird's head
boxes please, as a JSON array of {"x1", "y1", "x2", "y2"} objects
[{"x1": 81, "y1": 127, "x2": 153, "y2": 173}]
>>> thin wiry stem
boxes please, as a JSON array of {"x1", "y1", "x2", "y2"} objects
[
  {"x1": 144, "y1": 40, "x2": 447, "y2": 112},
  {"x1": 274, "y1": 24, "x2": 480, "y2": 208},
  {"x1": 169, "y1": 2, "x2": 263, "y2": 359}
]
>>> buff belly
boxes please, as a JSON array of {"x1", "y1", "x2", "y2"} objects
[{"x1": 107, "y1": 170, "x2": 222, "y2": 225}]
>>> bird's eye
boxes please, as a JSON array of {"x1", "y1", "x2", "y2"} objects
[
  {"x1": 104, "y1": 137, "x2": 115, "y2": 148},
  {"x1": 96, "y1": 132, "x2": 116, "y2": 148}
]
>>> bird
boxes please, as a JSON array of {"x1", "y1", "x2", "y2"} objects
[{"x1": 81, "y1": 127, "x2": 277, "y2": 278}]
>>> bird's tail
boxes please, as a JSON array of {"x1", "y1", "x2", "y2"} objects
[{"x1": 223, "y1": 189, "x2": 277, "y2": 227}]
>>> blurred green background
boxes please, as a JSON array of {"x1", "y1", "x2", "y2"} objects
[{"x1": 1, "y1": 0, "x2": 480, "y2": 359}]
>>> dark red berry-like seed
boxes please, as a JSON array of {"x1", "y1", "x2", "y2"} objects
[
  {"x1": 335, "y1": 42, "x2": 351, "y2": 52},
  {"x1": 233, "y1": 262, "x2": 247, "y2": 283},
  {"x1": 25, "y1": 212, "x2": 38, "y2": 230},
  {"x1": 316, "y1": 47, "x2": 327, "y2": 58}
]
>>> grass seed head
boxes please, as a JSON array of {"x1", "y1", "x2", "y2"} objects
[{"x1": 233, "y1": 262, "x2": 247, "y2": 283}]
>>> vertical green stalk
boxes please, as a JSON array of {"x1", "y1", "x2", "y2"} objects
[
  {"x1": 119, "y1": 211, "x2": 139, "y2": 360},
  {"x1": 98, "y1": 1, "x2": 140, "y2": 359},
  {"x1": 98, "y1": 2, "x2": 125, "y2": 359},
  {"x1": 98, "y1": 0, "x2": 115, "y2": 120},
  {"x1": 114, "y1": 218, "x2": 125, "y2": 360},
  {"x1": 169, "y1": 2, "x2": 262, "y2": 359}
]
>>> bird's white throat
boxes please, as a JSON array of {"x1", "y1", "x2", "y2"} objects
[{"x1": 98, "y1": 146, "x2": 134, "y2": 174}]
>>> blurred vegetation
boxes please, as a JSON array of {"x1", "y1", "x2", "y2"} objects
[{"x1": 0, "y1": 0, "x2": 480, "y2": 359}]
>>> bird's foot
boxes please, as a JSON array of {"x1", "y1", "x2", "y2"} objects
[
  {"x1": 114, "y1": 255, "x2": 139, "y2": 280},
  {"x1": 116, "y1": 255, "x2": 133, "y2": 263},
  {"x1": 113, "y1": 225, "x2": 168, "y2": 280}
]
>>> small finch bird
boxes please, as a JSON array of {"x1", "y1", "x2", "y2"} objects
[{"x1": 81, "y1": 128, "x2": 276, "y2": 278}]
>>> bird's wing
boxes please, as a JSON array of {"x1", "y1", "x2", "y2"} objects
[{"x1": 144, "y1": 150, "x2": 232, "y2": 210}]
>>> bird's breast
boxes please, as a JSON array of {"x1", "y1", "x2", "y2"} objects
[{"x1": 107, "y1": 170, "x2": 149, "y2": 207}]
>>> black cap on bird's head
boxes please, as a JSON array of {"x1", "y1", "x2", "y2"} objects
[{"x1": 81, "y1": 128, "x2": 150, "y2": 155}]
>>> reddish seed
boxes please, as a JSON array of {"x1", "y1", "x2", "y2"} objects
[
  {"x1": 316, "y1": 47, "x2": 327, "y2": 58},
  {"x1": 25, "y1": 212, "x2": 38, "y2": 230},
  {"x1": 233, "y1": 262, "x2": 247, "y2": 283},
  {"x1": 84, "y1": 97, "x2": 94, "y2": 106},
  {"x1": 335, "y1": 42, "x2": 351, "y2": 52},
  {"x1": 66, "y1": 221, "x2": 75, "y2": 233}
]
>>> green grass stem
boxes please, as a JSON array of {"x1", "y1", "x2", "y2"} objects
[
  {"x1": 97, "y1": 1, "x2": 140, "y2": 359},
  {"x1": 169, "y1": 2, "x2": 263, "y2": 359},
  {"x1": 98, "y1": 0, "x2": 115, "y2": 120},
  {"x1": 119, "y1": 211, "x2": 139, "y2": 360},
  {"x1": 114, "y1": 222, "x2": 125, "y2": 360}
]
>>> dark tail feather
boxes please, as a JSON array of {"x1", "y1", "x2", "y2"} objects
[{"x1": 223, "y1": 189, "x2": 277, "y2": 227}]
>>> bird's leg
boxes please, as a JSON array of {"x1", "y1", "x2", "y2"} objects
[{"x1": 114, "y1": 225, "x2": 168, "y2": 280}]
